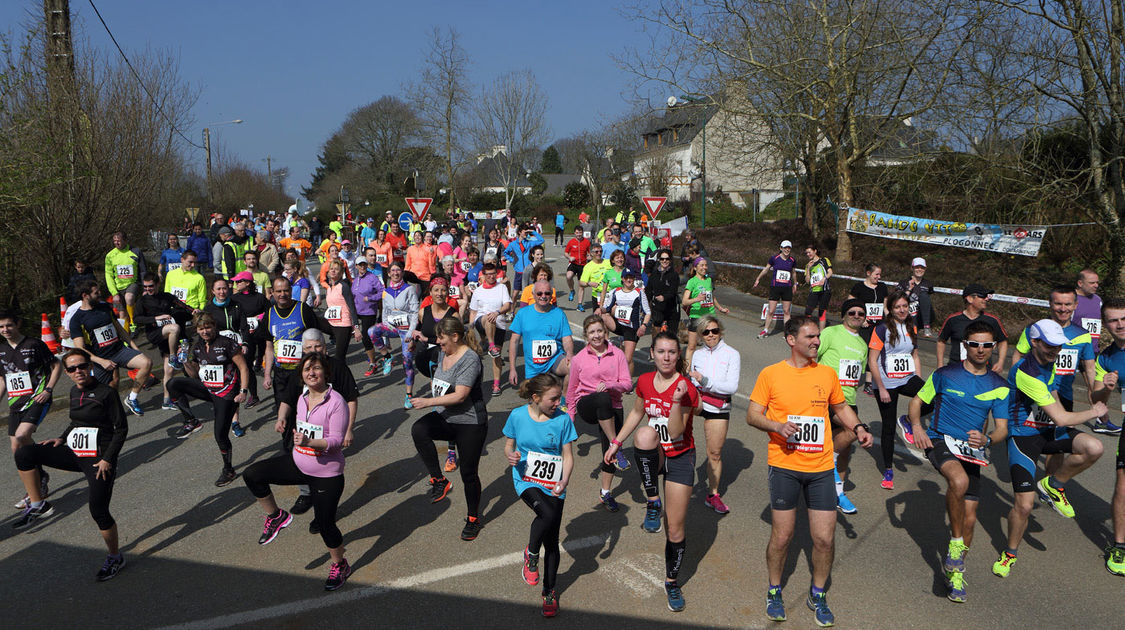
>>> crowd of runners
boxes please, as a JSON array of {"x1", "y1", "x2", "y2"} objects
[{"x1": 3, "y1": 207, "x2": 1125, "y2": 626}]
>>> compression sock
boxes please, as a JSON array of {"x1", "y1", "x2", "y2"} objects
[
  {"x1": 1047, "y1": 476, "x2": 1065, "y2": 491},
  {"x1": 833, "y1": 453, "x2": 844, "y2": 496},
  {"x1": 221, "y1": 450, "x2": 233, "y2": 470},
  {"x1": 665, "y1": 539, "x2": 686, "y2": 581},
  {"x1": 126, "y1": 304, "x2": 135, "y2": 327},
  {"x1": 633, "y1": 447, "x2": 661, "y2": 498}
]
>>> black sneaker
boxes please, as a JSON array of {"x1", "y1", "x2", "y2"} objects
[
  {"x1": 324, "y1": 558, "x2": 352, "y2": 591},
  {"x1": 12, "y1": 501, "x2": 54, "y2": 529},
  {"x1": 96, "y1": 554, "x2": 125, "y2": 582},
  {"x1": 175, "y1": 419, "x2": 203, "y2": 439},
  {"x1": 429, "y1": 477, "x2": 453, "y2": 503},
  {"x1": 290, "y1": 494, "x2": 314, "y2": 515},
  {"x1": 214, "y1": 468, "x2": 238, "y2": 487},
  {"x1": 461, "y1": 517, "x2": 483, "y2": 541},
  {"x1": 258, "y1": 509, "x2": 292, "y2": 545}
]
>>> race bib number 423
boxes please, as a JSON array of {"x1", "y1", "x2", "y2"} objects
[{"x1": 531, "y1": 339, "x2": 556, "y2": 364}]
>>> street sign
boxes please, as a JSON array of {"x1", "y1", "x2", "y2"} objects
[
  {"x1": 397, "y1": 212, "x2": 414, "y2": 232},
  {"x1": 642, "y1": 196, "x2": 667, "y2": 219},
  {"x1": 405, "y1": 197, "x2": 433, "y2": 222}
]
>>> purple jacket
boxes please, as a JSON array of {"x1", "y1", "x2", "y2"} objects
[{"x1": 351, "y1": 267, "x2": 385, "y2": 316}]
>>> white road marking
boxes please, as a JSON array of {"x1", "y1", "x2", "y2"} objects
[
  {"x1": 602, "y1": 553, "x2": 665, "y2": 596},
  {"x1": 154, "y1": 534, "x2": 609, "y2": 630}
]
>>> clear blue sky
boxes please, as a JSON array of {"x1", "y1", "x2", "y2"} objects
[{"x1": 2, "y1": 1, "x2": 653, "y2": 198}]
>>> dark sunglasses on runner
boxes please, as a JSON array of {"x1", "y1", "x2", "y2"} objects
[
  {"x1": 701, "y1": 327, "x2": 721, "y2": 336},
  {"x1": 846, "y1": 310, "x2": 866, "y2": 317},
  {"x1": 964, "y1": 340, "x2": 996, "y2": 348},
  {"x1": 65, "y1": 362, "x2": 91, "y2": 373}
]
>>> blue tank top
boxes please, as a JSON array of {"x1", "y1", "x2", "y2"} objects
[{"x1": 269, "y1": 303, "x2": 306, "y2": 369}]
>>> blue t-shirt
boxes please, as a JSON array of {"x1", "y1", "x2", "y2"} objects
[
  {"x1": 918, "y1": 363, "x2": 1009, "y2": 441},
  {"x1": 1007, "y1": 355, "x2": 1060, "y2": 437},
  {"x1": 502, "y1": 405, "x2": 577, "y2": 498},
  {"x1": 465, "y1": 261, "x2": 483, "y2": 283},
  {"x1": 769, "y1": 254, "x2": 796, "y2": 287},
  {"x1": 555, "y1": 214, "x2": 566, "y2": 229},
  {"x1": 510, "y1": 305, "x2": 571, "y2": 377},
  {"x1": 600, "y1": 241, "x2": 624, "y2": 263},
  {"x1": 160, "y1": 248, "x2": 184, "y2": 272},
  {"x1": 1014, "y1": 322, "x2": 1094, "y2": 401},
  {"x1": 1095, "y1": 343, "x2": 1125, "y2": 418},
  {"x1": 360, "y1": 226, "x2": 377, "y2": 247}
]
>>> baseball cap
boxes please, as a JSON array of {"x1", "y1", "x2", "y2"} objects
[
  {"x1": 341, "y1": 240, "x2": 352, "y2": 245},
  {"x1": 780, "y1": 240, "x2": 792, "y2": 248},
  {"x1": 355, "y1": 259, "x2": 368, "y2": 267},
  {"x1": 963, "y1": 283, "x2": 992, "y2": 298},
  {"x1": 231, "y1": 271, "x2": 253, "y2": 282},
  {"x1": 911, "y1": 257, "x2": 926, "y2": 267},
  {"x1": 622, "y1": 269, "x2": 637, "y2": 278},
  {"x1": 366, "y1": 217, "x2": 375, "y2": 222},
  {"x1": 1028, "y1": 319, "x2": 1068, "y2": 347}
]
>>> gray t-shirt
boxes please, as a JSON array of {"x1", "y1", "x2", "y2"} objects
[{"x1": 432, "y1": 348, "x2": 487, "y2": 425}]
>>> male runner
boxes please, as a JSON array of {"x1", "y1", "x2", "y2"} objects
[
  {"x1": 69, "y1": 281, "x2": 151, "y2": 416},
  {"x1": 936, "y1": 283, "x2": 1007, "y2": 373},
  {"x1": 163, "y1": 250, "x2": 207, "y2": 310},
  {"x1": 1090, "y1": 297, "x2": 1125, "y2": 575},
  {"x1": 563, "y1": 226, "x2": 590, "y2": 303},
  {"x1": 508, "y1": 280, "x2": 574, "y2": 394},
  {"x1": 104, "y1": 231, "x2": 142, "y2": 330}
]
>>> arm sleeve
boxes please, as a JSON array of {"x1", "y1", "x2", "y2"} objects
[
  {"x1": 406, "y1": 286, "x2": 420, "y2": 335},
  {"x1": 103, "y1": 388, "x2": 129, "y2": 462},
  {"x1": 321, "y1": 395, "x2": 347, "y2": 451},
  {"x1": 709, "y1": 348, "x2": 741, "y2": 397},
  {"x1": 639, "y1": 291, "x2": 651, "y2": 317}
]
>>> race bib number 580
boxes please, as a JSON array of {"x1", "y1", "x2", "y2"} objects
[{"x1": 786, "y1": 415, "x2": 826, "y2": 452}]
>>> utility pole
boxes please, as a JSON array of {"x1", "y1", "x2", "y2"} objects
[
  {"x1": 44, "y1": 0, "x2": 75, "y2": 101},
  {"x1": 203, "y1": 127, "x2": 213, "y2": 203},
  {"x1": 265, "y1": 155, "x2": 272, "y2": 183}
]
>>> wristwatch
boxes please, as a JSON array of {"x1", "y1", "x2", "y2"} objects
[
  {"x1": 240, "y1": 388, "x2": 249, "y2": 394},
  {"x1": 854, "y1": 423, "x2": 870, "y2": 435}
]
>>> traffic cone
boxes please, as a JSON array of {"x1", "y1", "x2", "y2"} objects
[
  {"x1": 58, "y1": 296, "x2": 67, "y2": 320},
  {"x1": 40, "y1": 314, "x2": 60, "y2": 353}
]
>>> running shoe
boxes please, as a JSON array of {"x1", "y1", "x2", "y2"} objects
[
  {"x1": 324, "y1": 558, "x2": 352, "y2": 591},
  {"x1": 944, "y1": 539, "x2": 968, "y2": 573},
  {"x1": 642, "y1": 499, "x2": 663, "y2": 533},
  {"x1": 364, "y1": 363, "x2": 377, "y2": 377},
  {"x1": 125, "y1": 397, "x2": 144, "y2": 416},
  {"x1": 492, "y1": 382, "x2": 502, "y2": 397},
  {"x1": 245, "y1": 396, "x2": 260, "y2": 409},
  {"x1": 258, "y1": 509, "x2": 292, "y2": 545},
  {"x1": 599, "y1": 491, "x2": 619, "y2": 512},
  {"x1": 231, "y1": 421, "x2": 246, "y2": 438},
  {"x1": 837, "y1": 493, "x2": 857, "y2": 515},
  {"x1": 290, "y1": 494, "x2": 314, "y2": 515},
  {"x1": 896, "y1": 414, "x2": 918, "y2": 449},
  {"x1": 613, "y1": 450, "x2": 631, "y2": 471},
  {"x1": 542, "y1": 590, "x2": 559, "y2": 617},
  {"x1": 1105, "y1": 544, "x2": 1125, "y2": 576},
  {"x1": 945, "y1": 570, "x2": 966, "y2": 603},
  {"x1": 992, "y1": 551, "x2": 1017, "y2": 578},
  {"x1": 522, "y1": 547, "x2": 540, "y2": 586},
  {"x1": 881, "y1": 469, "x2": 894, "y2": 490},
  {"x1": 215, "y1": 468, "x2": 238, "y2": 487},
  {"x1": 461, "y1": 517, "x2": 483, "y2": 541},
  {"x1": 96, "y1": 554, "x2": 125, "y2": 582},
  {"x1": 12, "y1": 501, "x2": 54, "y2": 530},
  {"x1": 923, "y1": 327, "x2": 932, "y2": 337},
  {"x1": 161, "y1": 398, "x2": 179, "y2": 411},
  {"x1": 168, "y1": 355, "x2": 183, "y2": 370},
  {"x1": 766, "y1": 586, "x2": 786, "y2": 621},
  {"x1": 429, "y1": 476, "x2": 453, "y2": 503},
  {"x1": 704, "y1": 493, "x2": 730, "y2": 514},
  {"x1": 1037, "y1": 476, "x2": 1075, "y2": 518},
  {"x1": 382, "y1": 357, "x2": 394, "y2": 376},
  {"x1": 863, "y1": 383, "x2": 875, "y2": 397},
  {"x1": 806, "y1": 590, "x2": 835, "y2": 627},
  {"x1": 576, "y1": 304, "x2": 585, "y2": 312},
  {"x1": 665, "y1": 581, "x2": 685, "y2": 612},
  {"x1": 175, "y1": 419, "x2": 203, "y2": 439},
  {"x1": 403, "y1": 393, "x2": 414, "y2": 410},
  {"x1": 15, "y1": 472, "x2": 49, "y2": 510},
  {"x1": 568, "y1": 290, "x2": 575, "y2": 302},
  {"x1": 757, "y1": 330, "x2": 768, "y2": 340},
  {"x1": 444, "y1": 450, "x2": 458, "y2": 473},
  {"x1": 1093, "y1": 419, "x2": 1123, "y2": 435},
  {"x1": 488, "y1": 345, "x2": 501, "y2": 358}
]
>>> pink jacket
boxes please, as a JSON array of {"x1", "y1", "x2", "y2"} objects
[
  {"x1": 566, "y1": 342, "x2": 632, "y2": 420},
  {"x1": 293, "y1": 386, "x2": 348, "y2": 477}
]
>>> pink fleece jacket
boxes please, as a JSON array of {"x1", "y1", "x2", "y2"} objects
[
  {"x1": 566, "y1": 342, "x2": 632, "y2": 420},
  {"x1": 293, "y1": 386, "x2": 349, "y2": 477}
]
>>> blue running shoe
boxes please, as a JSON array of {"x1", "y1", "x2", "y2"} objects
[
  {"x1": 382, "y1": 356, "x2": 393, "y2": 376},
  {"x1": 599, "y1": 491, "x2": 619, "y2": 512},
  {"x1": 576, "y1": 304, "x2": 585, "y2": 312},
  {"x1": 231, "y1": 421, "x2": 246, "y2": 438},
  {"x1": 125, "y1": 397, "x2": 144, "y2": 417},
  {"x1": 642, "y1": 499, "x2": 662, "y2": 533},
  {"x1": 568, "y1": 290, "x2": 575, "y2": 302},
  {"x1": 766, "y1": 586, "x2": 786, "y2": 621},
  {"x1": 806, "y1": 590, "x2": 835, "y2": 627},
  {"x1": 403, "y1": 393, "x2": 414, "y2": 410},
  {"x1": 665, "y1": 581, "x2": 685, "y2": 612},
  {"x1": 1093, "y1": 419, "x2": 1122, "y2": 435},
  {"x1": 837, "y1": 493, "x2": 857, "y2": 515}
]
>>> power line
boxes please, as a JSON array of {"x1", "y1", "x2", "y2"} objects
[{"x1": 85, "y1": 0, "x2": 204, "y2": 149}]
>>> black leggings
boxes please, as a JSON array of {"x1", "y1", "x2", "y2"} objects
[
  {"x1": 875, "y1": 375, "x2": 931, "y2": 470},
  {"x1": 414, "y1": 343, "x2": 440, "y2": 379},
  {"x1": 243, "y1": 454, "x2": 345, "y2": 549},
  {"x1": 14, "y1": 442, "x2": 115, "y2": 530},
  {"x1": 411, "y1": 411, "x2": 487, "y2": 517},
  {"x1": 359, "y1": 314, "x2": 380, "y2": 352},
  {"x1": 242, "y1": 340, "x2": 263, "y2": 398},
  {"x1": 576, "y1": 392, "x2": 625, "y2": 474},
  {"x1": 167, "y1": 376, "x2": 238, "y2": 457},
  {"x1": 522, "y1": 487, "x2": 563, "y2": 594},
  {"x1": 330, "y1": 325, "x2": 352, "y2": 364}
]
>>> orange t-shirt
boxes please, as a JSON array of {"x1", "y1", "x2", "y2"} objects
[
  {"x1": 749, "y1": 360, "x2": 844, "y2": 473},
  {"x1": 279, "y1": 237, "x2": 311, "y2": 261}
]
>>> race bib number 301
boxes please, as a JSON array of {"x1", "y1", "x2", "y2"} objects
[
  {"x1": 67, "y1": 427, "x2": 98, "y2": 457},
  {"x1": 786, "y1": 415, "x2": 826, "y2": 452},
  {"x1": 944, "y1": 434, "x2": 989, "y2": 466},
  {"x1": 648, "y1": 416, "x2": 672, "y2": 445}
]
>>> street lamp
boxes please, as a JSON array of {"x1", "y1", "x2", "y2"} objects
[
  {"x1": 203, "y1": 119, "x2": 243, "y2": 203},
  {"x1": 676, "y1": 96, "x2": 710, "y2": 228}
]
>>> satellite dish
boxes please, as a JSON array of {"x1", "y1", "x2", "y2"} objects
[{"x1": 666, "y1": 96, "x2": 678, "y2": 107}]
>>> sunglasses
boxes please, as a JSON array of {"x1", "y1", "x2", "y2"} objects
[
  {"x1": 701, "y1": 328, "x2": 721, "y2": 336},
  {"x1": 846, "y1": 310, "x2": 866, "y2": 317},
  {"x1": 535, "y1": 291, "x2": 553, "y2": 296},
  {"x1": 659, "y1": 257, "x2": 671, "y2": 261},
  {"x1": 142, "y1": 285, "x2": 156, "y2": 289},
  {"x1": 964, "y1": 341, "x2": 996, "y2": 348},
  {"x1": 65, "y1": 362, "x2": 91, "y2": 373}
]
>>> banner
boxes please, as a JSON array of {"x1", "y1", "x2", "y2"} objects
[{"x1": 845, "y1": 207, "x2": 1045, "y2": 257}]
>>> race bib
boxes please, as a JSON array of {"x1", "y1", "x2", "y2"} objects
[
  {"x1": 944, "y1": 434, "x2": 989, "y2": 466},
  {"x1": 294, "y1": 419, "x2": 324, "y2": 456},
  {"x1": 200, "y1": 364, "x2": 224, "y2": 390},
  {"x1": 909, "y1": 300, "x2": 919, "y2": 316},
  {"x1": 115, "y1": 264, "x2": 134, "y2": 280},
  {"x1": 786, "y1": 415, "x2": 826, "y2": 452},
  {"x1": 838, "y1": 359, "x2": 862, "y2": 387},
  {"x1": 701, "y1": 291, "x2": 714, "y2": 308},
  {"x1": 219, "y1": 329, "x2": 242, "y2": 345},
  {"x1": 67, "y1": 426, "x2": 98, "y2": 457},
  {"x1": 613, "y1": 305, "x2": 633, "y2": 325},
  {"x1": 1022, "y1": 405, "x2": 1053, "y2": 429},
  {"x1": 376, "y1": 253, "x2": 388, "y2": 264},
  {"x1": 531, "y1": 339, "x2": 557, "y2": 365},
  {"x1": 775, "y1": 270, "x2": 791, "y2": 283},
  {"x1": 886, "y1": 353, "x2": 915, "y2": 379},
  {"x1": 583, "y1": 231, "x2": 591, "y2": 239},
  {"x1": 1082, "y1": 318, "x2": 1101, "y2": 341},
  {"x1": 325, "y1": 306, "x2": 342, "y2": 323},
  {"x1": 276, "y1": 339, "x2": 302, "y2": 365},
  {"x1": 448, "y1": 284, "x2": 461, "y2": 298},
  {"x1": 431, "y1": 378, "x2": 451, "y2": 397},
  {"x1": 810, "y1": 268, "x2": 825, "y2": 285},
  {"x1": 155, "y1": 316, "x2": 173, "y2": 327},
  {"x1": 92, "y1": 323, "x2": 118, "y2": 348},
  {"x1": 865, "y1": 303, "x2": 884, "y2": 320},
  {"x1": 245, "y1": 317, "x2": 259, "y2": 332},
  {"x1": 5, "y1": 371, "x2": 31, "y2": 398},
  {"x1": 389, "y1": 313, "x2": 409, "y2": 329},
  {"x1": 486, "y1": 247, "x2": 498, "y2": 259},
  {"x1": 166, "y1": 262, "x2": 181, "y2": 273},
  {"x1": 1054, "y1": 348, "x2": 1079, "y2": 376},
  {"x1": 460, "y1": 261, "x2": 471, "y2": 272},
  {"x1": 648, "y1": 416, "x2": 672, "y2": 445},
  {"x1": 522, "y1": 451, "x2": 563, "y2": 489},
  {"x1": 467, "y1": 282, "x2": 479, "y2": 292}
]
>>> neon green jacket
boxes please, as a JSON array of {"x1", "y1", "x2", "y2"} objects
[{"x1": 104, "y1": 248, "x2": 140, "y2": 294}]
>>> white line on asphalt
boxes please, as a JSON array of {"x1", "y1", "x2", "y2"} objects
[{"x1": 153, "y1": 534, "x2": 609, "y2": 630}]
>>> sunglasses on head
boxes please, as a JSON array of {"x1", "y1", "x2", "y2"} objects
[
  {"x1": 701, "y1": 327, "x2": 721, "y2": 336},
  {"x1": 65, "y1": 362, "x2": 91, "y2": 373},
  {"x1": 964, "y1": 340, "x2": 996, "y2": 348}
]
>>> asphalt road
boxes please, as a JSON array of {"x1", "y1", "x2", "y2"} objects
[{"x1": 1, "y1": 243, "x2": 1122, "y2": 629}]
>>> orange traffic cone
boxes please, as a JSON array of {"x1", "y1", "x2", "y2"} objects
[
  {"x1": 58, "y1": 296, "x2": 67, "y2": 320},
  {"x1": 40, "y1": 314, "x2": 60, "y2": 353}
]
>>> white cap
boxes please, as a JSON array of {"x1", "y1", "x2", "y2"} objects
[
  {"x1": 1028, "y1": 319, "x2": 1068, "y2": 347},
  {"x1": 780, "y1": 240, "x2": 792, "y2": 248},
  {"x1": 911, "y1": 257, "x2": 926, "y2": 267}
]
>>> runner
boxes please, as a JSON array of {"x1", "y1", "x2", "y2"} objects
[
  {"x1": 936, "y1": 283, "x2": 1008, "y2": 374},
  {"x1": 68, "y1": 281, "x2": 151, "y2": 416},
  {"x1": 133, "y1": 273, "x2": 195, "y2": 411},
  {"x1": 598, "y1": 250, "x2": 629, "y2": 301},
  {"x1": 405, "y1": 230, "x2": 437, "y2": 286},
  {"x1": 746, "y1": 316, "x2": 873, "y2": 626},
  {"x1": 242, "y1": 250, "x2": 273, "y2": 299},
  {"x1": 504, "y1": 373, "x2": 576, "y2": 617},
  {"x1": 261, "y1": 276, "x2": 326, "y2": 416},
  {"x1": 519, "y1": 246, "x2": 548, "y2": 304},
  {"x1": 682, "y1": 257, "x2": 729, "y2": 370},
  {"x1": 600, "y1": 269, "x2": 651, "y2": 376},
  {"x1": 646, "y1": 249, "x2": 680, "y2": 339},
  {"x1": 754, "y1": 240, "x2": 798, "y2": 339},
  {"x1": 413, "y1": 277, "x2": 463, "y2": 473},
  {"x1": 630, "y1": 224, "x2": 658, "y2": 276},
  {"x1": 353, "y1": 253, "x2": 385, "y2": 377},
  {"x1": 566, "y1": 315, "x2": 633, "y2": 512},
  {"x1": 1074, "y1": 268, "x2": 1102, "y2": 338},
  {"x1": 0, "y1": 312, "x2": 61, "y2": 510},
  {"x1": 509, "y1": 280, "x2": 574, "y2": 398},
  {"x1": 816, "y1": 299, "x2": 870, "y2": 514},
  {"x1": 368, "y1": 261, "x2": 420, "y2": 409},
  {"x1": 104, "y1": 231, "x2": 142, "y2": 330},
  {"x1": 369, "y1": 230, "x2": 394, "y2": 279},
  {"x1": 564, "y1": 226, "x2": 590, "y2": 304},
  {"x1": 243, "y1": 352, "x2": 353, "y2": 591},
  {"x1": 163, "y1": 250, "x2": 207, "y2": 310},
  {"x1": 898, "y1": 257, "x2": 935, "y2": 337},
  {"x1": 993, "y1": 319, "x2": 1107, "y2": 579},
  {"x1": 804, "y1": 245, "x2": 833, "y2": 329},
  {"x1": 279, "y1": 227, "x2": 312, "y2": 263},
  {"x1": 282, "y1": 260, "x2": 316, "y2": 307},
  {"x1": 230, "y1": 272, "x2": 270, "y2": 409},
  {"x1": 689, "y1": 315, "x2": 740, "y2": 514},
  {"x1": 158, "y1": 233, "x2": 184, "y2": 277},
  {"x1": 578, "y1": 243, "x2": 611, "y2": 313},
  {"x1": 12, "y1": 349, "x2": 128, "y2": 582},
  {"x1": 468, "y1": 262, "x2": 512, "y2": 396},
  {"x1": 1091, "y1": 297, "x2": 1125, "y2": 575},
  {"x1": 504, "y1": 222, "x2": 545, "y2": 296},
  {"x1": 186, "y1": 222, "x2": 213, "y2": 271},
  {"x1": 868, "y1": 290, "x2": 931, "y2": 490},
  {"x1": 167, "y1": 312, "x2": 251, "y2": 486},
  {"x1": 409, "y1": 318, "x2": 489, "y2": 541},
  {"x1": 847, "y1": 263, "x2": 888, "y2": 347},
  {"x1": 321, "y1": 260, "x2": 363, "y2": 365},
  {"x1": 553, "y1": 209, "x2": 567, "y2": 246},
  {"x1": 908, "y1": 320, "x2": 1010, "y2": 602}
]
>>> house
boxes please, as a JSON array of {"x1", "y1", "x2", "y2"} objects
[{"x1": 468, "y1": 146, "x2": 533, "y2": 195}]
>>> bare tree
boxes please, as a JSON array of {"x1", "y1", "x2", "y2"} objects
[
  {"x1": 415, "y1": 27, "x2": 471, "y2": 212},
  {"x1": 470, "y1": 69, "x2": 550, "y2": 209},
  {"x1": 343, "y1": 96, "x2": 428, "y2": 188}
]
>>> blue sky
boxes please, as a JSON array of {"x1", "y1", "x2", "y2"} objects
[{"x1": 2, "y1": 1, "x2": 653, "y2": 198}]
